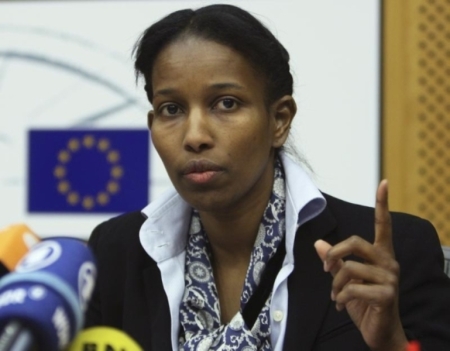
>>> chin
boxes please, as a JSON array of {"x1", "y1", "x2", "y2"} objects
[
  {"x1": 188, "y1": 197, "x2": 229, "y2": 213},
  {"x1": 180, "y1": 190, "x2": 232, "y2": 213}
]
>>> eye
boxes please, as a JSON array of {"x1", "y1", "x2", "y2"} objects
[
  {"x1": 159, "y1": 103, "x2": 182, "y2": 117},
  {"x1": 214, "y1": 98, "x2": 238, "y2": 111}
]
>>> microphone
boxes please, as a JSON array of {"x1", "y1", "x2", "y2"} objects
[
  {"x1": 67, "y1": 327, "x2": 143, "y2": 351},
  {"x1": 0, "y1": 224, "x2": 39, "y2": 278},
  {"x1": 0, "y1": 238, "x2": 96, "y2": 351}
]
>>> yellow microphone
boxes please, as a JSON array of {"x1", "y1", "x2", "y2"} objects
[
  {"x1": 0, "y1": 224, "x2": 40, "y2": 277},
  {"x1": 66, "y1": 327, "x2": 143, "y2": 351}
]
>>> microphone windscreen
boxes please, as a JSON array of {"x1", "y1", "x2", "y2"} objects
[
  {"x1": 0, "y1": 224, "x2": 39, "y2": 276},
  {"x1": 0, "y1": 238, "x2": 96, "y2": 350},
  {"x1": 67, "y1": 327, "x2": 143, "y2": 351}
]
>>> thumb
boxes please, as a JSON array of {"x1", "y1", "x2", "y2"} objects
[
  {"x1": 314, "y1": 239, "x2": 332, "y2": 260},
  {"x1": 314, "y1": 239, "x2": 342, "y2": 275},
  {"x1": 314, "y1": 239, "x2": 332, "y2": 269}
]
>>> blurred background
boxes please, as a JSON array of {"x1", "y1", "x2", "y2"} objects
[{"x1": 0, "y1": 0, "x2": 448, "y2": 248}]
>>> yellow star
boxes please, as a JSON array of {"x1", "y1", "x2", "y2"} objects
[
  {"x1": 67, "y1": 192, "x2": 79, "y2": 205},
  {"x1": 54, "y1": 166, "x2": 66, "y2": 179},
  {"x1": 82, "y1": 196, "x2": 95, "y2": 210},
  {"x1": 68, "y1": 138, "x2": 80, "y2": 152},
  {"x1": 97, "y1": 192, "x2": 110, "y2": 205},
  {"x1": 107, "y1": 150, "x2": 120, "y2": 163},
  {"x1": 98, "y1": 138, "x2": 110, "y2": 152},
  {"x1": 107, "y1": 181, "x2": 120, "y2": 194},
  {"x1": 83, "y1": 135, "x2": 95, "y2": 149},
  {"x1": 58, "y1": 150, "x2": 70, "y2": 163},
  {"x1": 111, "y1": 166, "x2": 124, "y2": 179},
  {"x1": 57, "y1": 181, "x2": 70, "y2": 194}
]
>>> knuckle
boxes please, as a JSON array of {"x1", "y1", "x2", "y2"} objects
[
  {"x1": 379, "y1": 258, "x2": 400, "y2": 274},
  {"x1": 345, "y1": 283, "x2": 358, "y2": 297},
  {"x1": 341, "y1": 260, "x2": 358, "y2": 275},
  {"x1": 348, "y1": 235, "x2": 361, "y2": 246},
  {"x1": 380, "y1": 285, "x2": 396, "y2": 300},
  {"x1": 374, "y1": 217, "x2": 390, "y2": 226},
  {"x1": 384, "y1": 273, "x2": 398, "y2": 286},
  {"x1": 389, "y1": 260, "x2": 400, "y2": 275},
  {"x1": 342, "y1": 260, "x2": 353, "y2": 270}
]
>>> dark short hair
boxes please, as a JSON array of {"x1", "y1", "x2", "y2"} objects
[{"x1": 133, "y1": 4, "x2": 294, "y2": 104}]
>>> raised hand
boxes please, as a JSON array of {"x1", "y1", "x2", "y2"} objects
[{"x1": 314, "y1": 180, "x2": 408, "y2": 351}]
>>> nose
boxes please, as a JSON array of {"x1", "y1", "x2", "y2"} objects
[{"x1": 183, "y1": 108, "x2": 214, "y2": 153}]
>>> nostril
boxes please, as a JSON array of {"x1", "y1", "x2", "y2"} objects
[{"x1": 184, "y1": 142, "x2": 212, "y2": 153}]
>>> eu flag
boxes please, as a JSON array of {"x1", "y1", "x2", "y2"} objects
[{"x1": 28, "y1": 129, "x2": 149, "y2": 213}]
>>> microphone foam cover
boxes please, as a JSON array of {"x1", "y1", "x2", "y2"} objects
[
  {"x1": 67, "y1": 327, "x2": 143, "y2": 351},
  {"x1": 0, "y1": 238, "x2": 96, "y2": 350},
  {"x1": 0, "y1": 224, "x2": 39, "y2": 274}
]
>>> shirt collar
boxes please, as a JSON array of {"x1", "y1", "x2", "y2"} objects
[
  {"x1": 280, "y1": 152, "x2": 326, "y2": 227},
  {"x1": 280, "y1": 152, "x2": 326, "y2": 262},
  {"x1": 140, "y1": 151, "x2": 326, "y2": 263},
  {"x1": 140, "y1": 188, "x2": 190, "y2": 262}
]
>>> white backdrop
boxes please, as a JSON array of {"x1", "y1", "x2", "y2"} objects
[{"x1": 0, "y1": 0, "x2": 380, "y2": 239}]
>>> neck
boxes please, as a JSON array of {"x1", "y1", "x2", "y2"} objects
[{"x1": 199, "y1": 175, "x2": 273, "y2": 266}]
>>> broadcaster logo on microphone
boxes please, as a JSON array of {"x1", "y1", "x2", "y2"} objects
[
  {"x1": 78, "y1": 261, "x2": 96, "y2": 312},
  {"x1": 15, "y1": 240, "x2": 62, "y2": 273}
]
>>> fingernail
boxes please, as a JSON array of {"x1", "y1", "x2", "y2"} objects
[
  {"x1": 331, "y1": 291, "x2": 335, "y2": 301},
  {"x1": 324, "y1": 261, "x2": 329, "y2": 272}
]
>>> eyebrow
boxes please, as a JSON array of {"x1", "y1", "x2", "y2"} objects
[
  {"x1": 209, "y1": 83, "x2": 245, "y2": 91},
  {"x1": 153, "y1": 88, "x2": 176, "y2": 98},
  {"x1": 153, "y1": 82, "x2": 245, "y2": 98}
]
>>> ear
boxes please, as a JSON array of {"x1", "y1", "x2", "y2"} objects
[
  {"x1": 270, "y1": 95, "x2": 296, "y2": 148},
  {"x1": 147, "y1": 110, "x2": 155, "y2": 130}
]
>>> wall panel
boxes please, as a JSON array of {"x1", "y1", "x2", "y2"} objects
[{"x1": 383, "y1": 0, "x2": 450, "y2": 244}]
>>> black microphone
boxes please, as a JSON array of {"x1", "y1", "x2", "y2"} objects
[{"x1": 0, "y1": 238, "x2": 96, "y2": 351}]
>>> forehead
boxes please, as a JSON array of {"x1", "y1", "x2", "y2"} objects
[{"x1": 151, "y1": 37, "x2": 264, "y2": 96}]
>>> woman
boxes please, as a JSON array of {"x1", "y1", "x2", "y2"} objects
[{"x1": 85, "y1": 4, "x2": 450, "y2": 350}]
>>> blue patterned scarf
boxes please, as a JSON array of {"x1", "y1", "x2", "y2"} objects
[{"x1": 179, "y1": 158, "x2": 286, "y2": 350}]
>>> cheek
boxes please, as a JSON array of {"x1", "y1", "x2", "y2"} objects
[
  {"x1": 151, "y1": 129, "x2": 176, "y2": 167},
  {"x1": 227, "y1": 130, "x2": 272, "y2": 173},
  {"x1": 238, "y1": 122, "x2": 273, "y2": 155}
]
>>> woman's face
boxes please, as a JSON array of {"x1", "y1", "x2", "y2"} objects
[{"x1": 148, "y1": 36, "x2": 293, "y2": 213}]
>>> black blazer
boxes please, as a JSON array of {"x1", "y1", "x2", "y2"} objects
[{"x1": 85, "y1": 194, "x2": 450, "y2": 350}]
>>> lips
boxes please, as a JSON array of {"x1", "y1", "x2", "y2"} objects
[
  {"x1": 181, "y1": 160, "x2": 225, "y2": 184},
  {"x1": 182, "y1": 160, "x2": 224, "y2": 175}
]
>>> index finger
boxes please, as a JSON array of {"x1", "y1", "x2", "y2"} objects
[{"x1": 374, "y1": 179, "x2": 394, "y2": 253}]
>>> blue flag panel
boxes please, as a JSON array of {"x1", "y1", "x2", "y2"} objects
[{"x1": 28, "y1": 129, "x2": 149, "y2": 213}]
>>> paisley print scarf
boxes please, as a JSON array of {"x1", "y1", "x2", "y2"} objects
[{"x1": 179, "y1": 158, "x2": 286, "y2": 351}]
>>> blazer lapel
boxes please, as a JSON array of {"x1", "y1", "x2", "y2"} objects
[
  {"x1": 284, "y1": 205, "x2": 338, "y2": 350},
  {"x1": 142, "y1": 265, "x2": 173, "y2": 351}
]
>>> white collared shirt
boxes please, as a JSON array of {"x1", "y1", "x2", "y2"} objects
[{"x1": 140, "y1": 152, "x2": 326, "y2": 350}]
